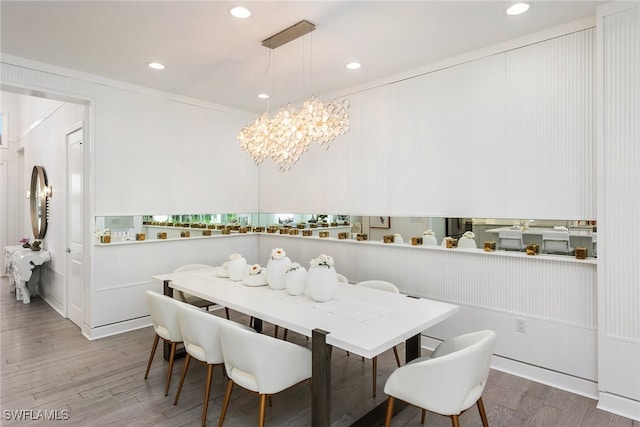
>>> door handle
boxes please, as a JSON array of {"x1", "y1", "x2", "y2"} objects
[{"x1": 65, "y1": 248, "x2": 71, "y2": 253}]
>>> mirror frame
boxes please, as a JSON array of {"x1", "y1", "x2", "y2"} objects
[{"x1": 30, "y1": 165, "x2": 49, "y2": 239}]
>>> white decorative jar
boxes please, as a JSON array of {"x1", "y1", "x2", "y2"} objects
[
  {"x1": 306, "y1": 266, "x2": 338, "y2": 302},
  {"x1": 266, "y1": 248, "x2": 291, "y2": 290},
  {"x1": 227, "y1": 254, "x2": 247, "y2": 281},
  {"x1": 285, "y1": 264, "x2": 307, "y2": 296}
]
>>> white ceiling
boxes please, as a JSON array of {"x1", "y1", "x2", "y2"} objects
[{"x1": 1, "y1": 1, "x2": 607, "y2": 113}]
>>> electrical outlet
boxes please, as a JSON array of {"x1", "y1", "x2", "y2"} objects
[{"x1": 516, "y1": 318, "x2": 526, "y2": 333}]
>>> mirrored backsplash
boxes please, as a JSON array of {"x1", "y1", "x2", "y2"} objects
[{"x1": 95, "y1": 214, "x2": 596, "y2": 257}]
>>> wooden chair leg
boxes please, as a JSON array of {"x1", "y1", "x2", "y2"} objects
[
  {"x1": 173, "y1": 353, "x2": 192, "y2": 405},
  {"x1": 477, "y1": 397, "x2": 489, "y2": 427},
  {"x1": 224, "y1": 307, "x2": 230, "y2": 319},
  {"x1": 144, "y1": 334, "x2": 159, "y2": 379},
  {"x1": 274, "y1": 325, "x2": 279, "y2": 338},
  {"x1": 384, "y1": 396, "x2": 395, "y2": 427},
  {"x1": 372, "y1": 356, "x2": 378, "y2": 397},
  {"x1": 218, "y1": 379, "x2": 234, "y2": 427},
  {"x1": 392, "y1": 345, "x2": 401, "y2": 367},
  {"x1": 165, "y1": 341, "x2": 177, "y2": 396},
  {"x1": 258, "y1": 394, "x2": 268, "y2": 427},
  {"x1": 283, "y1": 329, "x2": 288, "y2": 341},
  {"x1": 451, "y1": 414, "x2": 460, "y2": 427},
  {"x1": 421, "y1": 409, "x2": 426, "y2": 424},
  {"x1": 201, "y1": 364, "x2": 214, "y2": 427}
]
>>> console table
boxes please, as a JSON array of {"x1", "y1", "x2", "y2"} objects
[{"x1": 4, "y1": 245, "x2": 51, "y2": 304}]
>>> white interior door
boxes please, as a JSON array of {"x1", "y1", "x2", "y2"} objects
[{"x1": 66, "y1": 125, "x2": 83, "y2": 328}]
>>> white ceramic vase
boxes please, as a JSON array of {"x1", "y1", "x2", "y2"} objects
[
  {"x1": 266, "y1": 256, "x2": 291, "y2": 290},
  {"x1": 285, "y1": 267, "x2": 307, "y2": 296},
  {"x1": 228, "y1": 257, "x2": 247, "y2": 281},
  {"x1": 306, "y1": 266, "x2": 338, "y2": 302}
]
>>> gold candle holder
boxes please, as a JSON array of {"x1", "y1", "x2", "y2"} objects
[
  {"x1": 483, "y1": 241, "x2": 496, "y2": 252},
  {"x1": 338, "y1": 232, "x2": 348, "y2": 239},
  {"x1": 100, "y1": 235, "x2": 111, "y2": 244},
  {"x1": 526, "y1": 244, "x2": 539, "y2": 255},
  {"x1": 383, "y1": 235, "x2": 395, "y2": 243},
  {"x1": 180, "y1": 231, "x2": 190, "y2": 238},
  {"x1": 289, "y1": 229, "x2": 299, "y2": 235},
  {"x1": 239, "y1": 227, "x2": 248, "y2": 234},
  {"x1": 253, "y1": 226, "x2": 265, "y2": 232},
  {"x1": 319, "y1": 231, "x2": 330, "y2": 238},
  {"x1": 135, "y1": 233, "x2": 146, "y2": 241},
  {"x1": 157, "y1": 232, "x2": 167, "y2": 240},
  {"x1": 302, "y1": 229, "x2": 313, "y2": 236},
  {"x1": 411, "y1": 237, "x2": 423, "y2": 246},
  {"x1": 357, "y1": 233, "x2": 368, "y2": 241},
  {"x1": 575, "y1": 247, "x2": 588, "y2": 259},
  {"x1": 310, "y1": 223, "x2": 318, "y2": 229},
  {"x1": 297, "y1": 223, "x2": 306, "y2": 229},
  {"x1": 445, "y1": 238, "x2": 458, "y2": 248},
  {"x1": 202, "y1": 230, "x2": 212, "y2": 236},
  {"x1": 221, "y1": 227, "x2": 231, "y2": 235}
]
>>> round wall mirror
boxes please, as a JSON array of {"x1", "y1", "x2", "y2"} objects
[{"x1": 30, "y1": 165, "x2": 49, "y2": 239}]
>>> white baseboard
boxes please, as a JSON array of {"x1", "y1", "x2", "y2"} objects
[
  {"x1": 421, "y1": 334, "x2": 598, "y2": 400},
  {"x1": 597, "y1": 392, "x2": 640, "y2": 422},
  {"x1": 86, "y1": 316, "x2": 152, "y2": 340}
]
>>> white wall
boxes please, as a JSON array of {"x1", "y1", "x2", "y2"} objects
[{"x1": 597, "y1": 2, "x2": 640, "y2": 419}]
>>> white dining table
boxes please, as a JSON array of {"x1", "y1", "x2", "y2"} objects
[{"x1": 152, "y1": 266, "x2": 459, "y2": 426}]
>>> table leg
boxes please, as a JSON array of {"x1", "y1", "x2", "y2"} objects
[
  {"x1": 349, "y1": 333, "x2": 420, "y2": 427},
  {"x1": 312, "y1": 329, "x2": 331, "y2": 427}
]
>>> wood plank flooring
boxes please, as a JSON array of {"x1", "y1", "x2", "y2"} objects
[{"x1": 1, "y1": 278, "x2": 637, "y2": 426}]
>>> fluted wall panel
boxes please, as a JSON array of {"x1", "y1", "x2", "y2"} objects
[
  {"x1": 259, "y1": 235, "x2": 596, "y2": 329},
  {"x1": 0, "y1": 61, "x2": 95, "y2": 99},
  {"x1": 505, "y1": 29, "x2": 596, "y2": 219},
  {"x1": 601, "y1": 6, "x2": 640, "y2": 341}
]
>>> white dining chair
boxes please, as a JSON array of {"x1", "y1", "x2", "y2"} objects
[
  {"x1": 383, "y1": 330, "x2": 496, "y2": 427},
  {"x1": 336, "y1": 273, "x2": 349, "y2": 283},
  {"x1": 173, "y1": 264, "x2": 230, "y2": 319},
  {"x1": 173, "y1": 303, "x2": 253, "y2": 427},
  {"x1": 218, "y1": 320, "x2": 312, "y2": 427},
  {"x1": 542, "y1": 230, "x2": 573, "y2": 254},
  {"x1": 144, "y1": 290, "x2": 183, "y2": 396},
  {"x1": 498, "y1": 229, "x2": 525, "y2": 251},
  {"x1": 356, "y1": 280, "x2": 402, "y2": 397}
]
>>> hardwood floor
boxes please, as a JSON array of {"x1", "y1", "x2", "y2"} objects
[{"x1": 1, "y1": 279, "x2": 636, "y2": 427}]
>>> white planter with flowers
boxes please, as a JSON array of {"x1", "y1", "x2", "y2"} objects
[
  {"x1": 306, "y1": 254, "x2": 338, "y2": 302},
  {"x1": 266, "y1": 248, "x2": 291, "y2": 290}
]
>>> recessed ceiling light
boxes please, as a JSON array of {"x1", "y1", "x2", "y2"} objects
[
  {"x1": 346, "y1": 62, "x2": 361, "y2": 70},
  {"x1": 257, "y1": 93, "x2": 270, "y2": 99},
  {"x1": 506, "y1": 3, "x2": 530, "y2": 16},
  {"x1": 230, "y1": 6, "x2": 251, "y2": 19},
  {"x1": 148, "y1": 62, "x2": 165, "y2": 70}
]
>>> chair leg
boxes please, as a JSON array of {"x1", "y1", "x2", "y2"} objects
[
  {"x1": 372, "y1": 356, "x2": 377, "y2": 397},
  {"x1": 165, "y1": 341, "x2": 177, "y2": 396},
  {"x1": 477, "y1": 397, "x2": 489, "y2": 427},
  {"x1": 258, "y1": 394, "x2": 268, "y2": 427},
  {"x1": 384, "y1": 396, "x2": 395, "y2": 427},
  {"x1": 392, "y1": 345, "x2": 401, "y2": 367},
  {"x1": 218, "y1": 379, "x2": 234, "y2": 427},
  {"x1": 224, "y1": 307, "x2": 230, "y2": 319},
  {"x1": 421, "y1": 409, "x2": 426, "y2": 424},
  {"x1": 201, "y1": 364, "x2": 214, "y2": 427},
  {"x1": 283, "y1": 329, "x2": 288, "y2": 341},
  {"x1": 274, "y1": 325, "x2": 279, "y2": 338},
  {"x1": 144, "y1": 334, "x2": 160, "y2": 379},
  {"x1": 451, "y1": 414, "x2": 460, "y2": 427},
  {"x1": 173, "y1": 353, "x2": 192, "y2": 405}
]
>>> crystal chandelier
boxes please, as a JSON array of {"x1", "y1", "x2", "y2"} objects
[{"x1": 238, "y1": 21, "x2": 351, "y2": 172}]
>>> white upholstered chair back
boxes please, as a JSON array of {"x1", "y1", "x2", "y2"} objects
[
  {"x1": 542, "y1": 230, "x2": 572, "y2": 254},
  {"x1": 457, "y1": 236, "x2": 477, "y2": 249},
  {"x1": 356, "y1": 280, "x2": 399, "y2": 294},
  {"x1": 219, "y1": 321, "x2": 312, "y2": 395},
  {"x1": 176, "y1": 303, "x2": 225, "y2": 364},
  {"x1": 498, "y1": 229, "x2": 525, "y2": 251},
  {"x1": 383, "y1": 330, "x2": 496, "y2": 425},
  {"x1": 146, "y1": 290, "x2": 182, "y2": 343}
]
